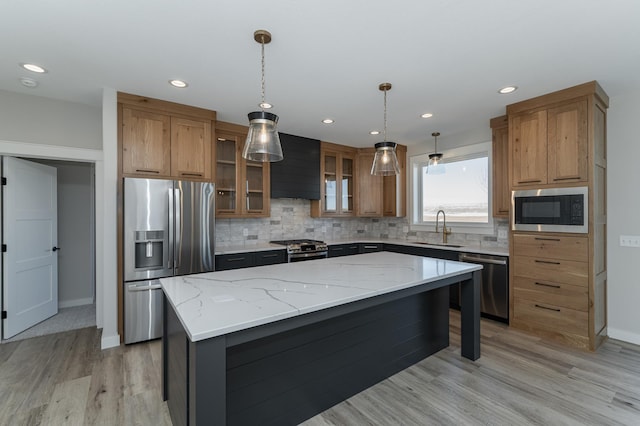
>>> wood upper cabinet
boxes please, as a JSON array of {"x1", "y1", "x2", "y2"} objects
[
  {"x1": 310, "y1": 143, "x2": 355, "y2": 217},
  {"x1": 122, "y1": 107, "x2": 171, "y2": 176},
  {"x1": 170, "y1": 117, "x2": 212, "y2": 180},
  {"x1": 509, "y1": 98, "x2": 588, "y2": 188},
  {"x1": 510, "y1": 109, "x2": 548, "y2": 187},
  {"x1": 491, "y1": 116, "x2": 510, "y2": 218},
  {"x1": 547, "y1": 100, "x2": 588, "y2": 184},
  {"x1": 383, "y1": 144, "x2": 407, "y2": 217},
  {"x1": 214, "y1": 121, "x2": 270, "y2": 218},
  {"x1": 356, "y1": 149, "x2": 383, "y2": 217},
  {"x1": 118, "y1": 93, "x2": 216, "y2": 180}
]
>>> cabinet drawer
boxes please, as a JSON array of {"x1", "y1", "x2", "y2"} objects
[
  {"x1": 215, "y1": 253, "x2": 255, "y2": 271},
  {"x1": 255, "y1": 250, "x2": 286, "y2": 266},
  {"x1": 513, "y1": 234, "x2": 588, "y2": 262},
  {"x1": 513, "y1": 256, "x2": 588, "y2": 287},
  {"x1": 513, "y1": 298, "x2": 587, "y2": 336},
  {"x1": 512, "y1": 277, "x2": 588, "y2": 311}
]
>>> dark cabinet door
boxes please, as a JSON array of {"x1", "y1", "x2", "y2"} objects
[
  {"x1": 215, "y1": 253, "x2": 255, "y2": 271},
  {"x1": 255, "y1": 250, "x2": 287, "y2": 266},
  {"x1": 329, "y1": 244, "x2": 360, "y2": 257}
]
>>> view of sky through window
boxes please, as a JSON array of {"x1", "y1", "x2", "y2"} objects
[{"x1": 421, "y1": 156, "x2": 489, "y2": 223}]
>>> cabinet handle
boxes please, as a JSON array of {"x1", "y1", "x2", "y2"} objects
[
  {"x1": 553, "y1": 176, "x2": 581, "y2": 181},
  {"x1": 535, "y1": 260, "x2": 561, "y2": 265},
  {"x1": 332, "y1": 247, "x2": 344, "y2": 251},
  {"x1": 535, "y1": 282, "x2": 561, "y2": 289},
  {"x1": 535, "y1": 304, "x2": 561, "y2": 312},
  {"x1": 246, "y1": 181, "x2": 250, "y2": 210},
  {"x1": 534, "y1": 237, "x2": 561, "y2": 242},
  {"x1": 363, "y1": 245, "x2": 379, "y2": 249},
  {"x1": 517, "y1": 179, "x2": 542, "y2": 184},
  {"x1": 181, "y1": 172, "x2": 203, "y2": 177},
  {"x1": 349, "y1": 246, "x2": 359, "y2": 250},
  {"x1": 227, "y1": 257, "x2": 246, "y2": 262},
  {"x1": 261, "y1": 254, "x2": 279, "y2": 258},
  {"x1": 136, "y1": 169, "x2": 160, "y2": 174}
]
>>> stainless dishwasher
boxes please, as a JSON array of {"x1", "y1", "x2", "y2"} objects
[{"x1": 458, "y1": 253, "x2": 509, "y2": 323}]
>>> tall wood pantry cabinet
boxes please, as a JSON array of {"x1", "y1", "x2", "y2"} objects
[{"x1": 506, "y1": 81, "x2": 608, "y2": 351}]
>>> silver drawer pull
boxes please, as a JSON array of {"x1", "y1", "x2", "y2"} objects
[
  {"x1": 261, "y1": 254, "x2": 278, "y2": 258},
  {"x1": 459, "y1": 255, "x2": 507, "y2": 265},
  {"x1": 535, "y1": 282, "x2": 561, "y2": 289},
  {"x1": 535, "y1": 304, "x2": 561, "y2": 312}
]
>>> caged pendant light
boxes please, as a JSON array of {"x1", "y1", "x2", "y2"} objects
[
  {"x1": 243, "y1": 29, "x2": 284, "y2": 162},
  {"x1": 370, "y1": 83, "x2": 400, "y2": 176},
  {"x1": 426, "y1": 131, "x2": 445, "y2": 174}
]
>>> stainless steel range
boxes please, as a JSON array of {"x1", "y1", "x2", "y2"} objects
[{"x1": 270, "y1": 239, "x2": 329, "y2": 262}]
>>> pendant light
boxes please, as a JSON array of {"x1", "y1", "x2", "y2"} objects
[
  {"x1": 426, "y1": 131, "x2": 445, "y2": 174},
  {"x1": 371, "y1": 82, "x2": 400, "y2": 176},
  {"x1": 243, "y1": 30, "x2": 284, "y2": 162}
]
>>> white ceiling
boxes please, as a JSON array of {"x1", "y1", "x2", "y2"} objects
[{"x1": 2, "y1": 0, "x2": 639, "y2": 148}]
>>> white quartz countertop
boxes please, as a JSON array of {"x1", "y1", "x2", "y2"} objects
[
  {"x1": 161, "y1": 252, "x2": 482, "y2": 342},
  {"x1": 215, "y1": 239, "x2": 508, "y2": 257}
]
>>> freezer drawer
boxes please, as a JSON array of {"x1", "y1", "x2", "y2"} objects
[{"x1": 124, "y1": 279, "x2": 163, "y2": 344}]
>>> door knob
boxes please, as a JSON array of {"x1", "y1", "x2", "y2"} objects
[{"x1": 52, "y1": 246, "x2": 60, "y2": 252}]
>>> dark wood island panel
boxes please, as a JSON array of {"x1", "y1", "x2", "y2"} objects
[{"x1": 163, "y1": 269, "x2": 480, "y2": 426}]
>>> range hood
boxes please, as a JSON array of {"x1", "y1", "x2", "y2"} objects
[{"x1": 270, "y1": 133, "x2": 320, "y2": 200}]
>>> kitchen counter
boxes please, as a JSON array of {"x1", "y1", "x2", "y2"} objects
[
  {"x1": 214, "y1": 239, "x2": 508, "y2": 257},
  {"x1": 161, "y1": 252, "x2": 482, "y2": 425}
]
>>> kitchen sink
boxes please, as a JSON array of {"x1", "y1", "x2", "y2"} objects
[{"x1": 415, "y1": 242, "x2": 464, "y2": 248}]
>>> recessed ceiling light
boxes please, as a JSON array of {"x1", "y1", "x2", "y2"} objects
[
  {"x1": 19, "y1": 77, "x2": 38, "y2": 88},
  {"x1": 169, "y1": 79, "x2": 188, "y2": 88},
  {"x1": 20, "y1": 63, "x2": 47, "y2": 73},
  {"x1": 259, "y1": 102, "x2": 273, "y2": 109},
  {"x1": 370, "y1": 130, "x2": 380, "y2": 135},
  {"x1": 421, "y1": 113, "x2": 433, "y2": 119},
  {"x1": 498, "y1": 86, "x2": 517, "y2": 94},
  {"x1": 322, "y1": 119, "x2": 334, "y2": 124}
]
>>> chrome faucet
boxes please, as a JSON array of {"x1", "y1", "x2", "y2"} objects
[{"x1": 435, "y1": 210, "x2": 452, "y2": 244}]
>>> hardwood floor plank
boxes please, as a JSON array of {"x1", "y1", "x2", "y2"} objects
[
  {"x1": 2, "y1": 311, "x2": 640, "y2": 425},
  {"x1": 83, "y1": 349, "x2": 125, "y2": 426},
  {"x1": 40, "y1": 375, "x2": 91, "y2": 425}
]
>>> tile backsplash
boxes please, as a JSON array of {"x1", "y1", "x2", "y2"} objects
[{"x1": 215, "y1": 199, "x2": 509, "y2": 249}]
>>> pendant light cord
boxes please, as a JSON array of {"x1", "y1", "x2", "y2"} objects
[
  {"x1": 260, "y1": 36, "x2": 266, "y2": 111},
  {"x1": 383, "y1": 88, "x2": 388, "y2": 141}
]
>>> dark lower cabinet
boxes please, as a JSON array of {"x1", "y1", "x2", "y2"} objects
[
  {"x1": 215, "y1": 249, "x2": 287, "y2": 271},
  {"x1": 215, "y1": 253, "x2": 255, "y2": 271},
  {"x1": 360, "y1": 243, "x2": 383, "y2": 253},
  {"x1": 328, "y1": 243, "x2": 360, "y2": 258},
  {"x1": 255, "y1": 250, "x2": 287, "y2": 266}
]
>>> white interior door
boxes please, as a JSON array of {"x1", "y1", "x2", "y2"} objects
[{"x1": 2, "y1": 157, "x2": 58, "y2": 339}]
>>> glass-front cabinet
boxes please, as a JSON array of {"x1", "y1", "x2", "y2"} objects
[
  {"x1": 311, "y1": 143, "x2": 356, "y2": 217},
  {"x1": 214, "y1": 121, "x2": 270, "y2": 218}
]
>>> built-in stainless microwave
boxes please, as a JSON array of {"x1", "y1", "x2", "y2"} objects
[{"x1": 512, "y1": 186, "x2": 588, "y2": 233}]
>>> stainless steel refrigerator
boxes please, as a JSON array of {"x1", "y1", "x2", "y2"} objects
[{"x1": 123, "y1": 178, "x2": 215, "y2": 344}]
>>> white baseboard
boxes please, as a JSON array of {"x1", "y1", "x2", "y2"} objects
[
  {"x1": 101, "y1": 333, "x2": 120, "y2": 349},
  {"x1": 59, "y1": 297, "x2": 94, "y2": 309},
  {"x1": 608, "y1": 327, "x2": 640, "y2": 346}
]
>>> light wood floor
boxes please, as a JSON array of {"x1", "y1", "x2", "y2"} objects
[{"x1": 1, "y1": 311, "x2": 639, "y2": 425}]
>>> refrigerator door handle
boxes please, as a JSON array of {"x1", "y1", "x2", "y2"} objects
[
  {"x1": 174, "y1": 187, "x2": 182, "y2": 270},
  {"x1": 168, "y1": 187, "x2": 175, "y2": 271}
]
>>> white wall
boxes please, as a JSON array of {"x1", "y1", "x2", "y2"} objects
[
  {"x1": 607, "y1": 91, "x2": 640, "y2": 344},
  {"x1": 0, "y1": 89, "x2": 101, "y2": 149}
]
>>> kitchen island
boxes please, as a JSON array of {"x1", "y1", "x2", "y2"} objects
[{"x1": 161, "y1": 252, "x2": 482, "y2": 426}]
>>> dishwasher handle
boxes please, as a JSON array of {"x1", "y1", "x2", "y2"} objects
[{"x1": 459, "y1": 254, "x2": 507, "y2": 266}]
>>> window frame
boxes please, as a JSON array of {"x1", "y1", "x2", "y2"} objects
[{"x1": 409, "y1": 141, "x2": 495, "y2": 235}]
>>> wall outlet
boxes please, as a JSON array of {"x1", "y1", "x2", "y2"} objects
[
  {"x1": 498, "y1": 229, "x2": 508, "y2": 239},
  {"x1": 242, "y1": 228, "x2": 248, "y2": 236},
  {"x1": 620, "y1": 235, "x2": 640, "y2": 247},
  {"x1": 403, "y1": 226, "x2": 409, "y2": 233}
]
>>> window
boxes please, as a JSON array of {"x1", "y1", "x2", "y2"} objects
[{"x1": 410, "y1": 141, "x2": 493, "y2": 233}]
